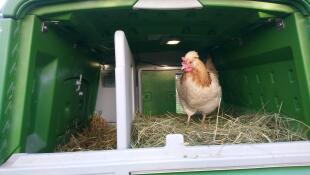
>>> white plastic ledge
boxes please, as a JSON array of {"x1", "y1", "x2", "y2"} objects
[
  {"x1": 133, "y1": 0, "x2": 203, "y2": 10},
  {"x1": 1, "y1": 134, "x2": 310, "y2": 175}
]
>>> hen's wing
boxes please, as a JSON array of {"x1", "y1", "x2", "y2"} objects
[{"x1": 205, "y1": 55, "x2": 218, "y2": 77}]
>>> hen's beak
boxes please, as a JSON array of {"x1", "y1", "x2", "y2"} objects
[{"x1": 181, "y1": 57, "x2": 192, "y2": 71}]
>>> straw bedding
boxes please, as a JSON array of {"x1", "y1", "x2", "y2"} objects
[
  {"x1": 55, "y1": 115, "x2": 116, "y2": 152},
  {"x1": 131, "y1": 112, "x2": 310, "y2": 148},
  {"x1": 55, "y1": 110, "x2": 310, "y2": 151}
]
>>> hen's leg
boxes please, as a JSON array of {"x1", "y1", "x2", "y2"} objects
[
  {"x1": 201, "y1": 114, "x2": 207, "y2": 128},
  {"x1": 187, "y1": 114, "x2": 192, "y2": 125}
]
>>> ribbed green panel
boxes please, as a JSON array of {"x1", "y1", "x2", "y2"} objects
[
  {"x1": 216, "y1": 13, "x2": 310, "y2": 124},
  {"x1": 220, "y1": 48, "x2": 301, "y2": 116},
  {"x1": 0, "y1": 19, "x2": 22, "y2": 164}
]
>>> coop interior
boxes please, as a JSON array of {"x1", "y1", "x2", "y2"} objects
[{"x1": 18, "y1": 2, "x2": 310, "y2": 153}]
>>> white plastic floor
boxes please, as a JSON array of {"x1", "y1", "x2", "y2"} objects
[{"x1": 1, "y1": 134, "x2": 310, "y2": 175}]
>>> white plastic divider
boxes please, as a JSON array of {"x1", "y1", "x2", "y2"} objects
[
  {"x1": 1, "y1": 135, "x2": 310, "y2": 175},
  {"x1": 115, "y1": 30, "x2": 136, "y2": 149}
]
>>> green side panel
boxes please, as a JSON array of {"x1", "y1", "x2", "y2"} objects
[
  {"x1": 294, "y1": 13, "x2": 310, "y2": 123},
  {"x1": 144, "y1": 166, "x2": 310, "y2": 175},
  {"x1": 20, "y1": 15, "x2": 100, "y2": 152},
  {"x1": 0, "y1": 15, "x2": 101, "y2": 156},
  {"x1": 25, "y1": 52, "x2": 58, "y2": 152},
  {"x1": 216, "y1": 13, "x2": 310, "y2": 124},
  {"x1": 141, "y1": 70, "x2": 177, "y2": 115},
  {"x1": 0, "y1": 19, "x2": 22, "y2": 164}
]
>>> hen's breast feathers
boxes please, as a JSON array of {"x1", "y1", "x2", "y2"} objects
[{"x1": 176, "y1": 79, "x2": 196, "y2": 116}]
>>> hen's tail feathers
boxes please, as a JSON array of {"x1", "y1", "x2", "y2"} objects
[{"x1": 205, "y1": 54, "x2": 218, "y2": 76}]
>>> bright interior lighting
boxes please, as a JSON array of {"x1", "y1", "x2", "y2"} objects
[{"x1": 166, "y1": 40, "x2": 180, "y2": 45}]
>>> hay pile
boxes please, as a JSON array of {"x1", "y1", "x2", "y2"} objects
[
  {"x1": 55, "y1": 110, "x2": 310, "y2": 151},
  {"x1": 131, "y1": 112, "x2": 310, "y2": 148},
  {"x1": 55, "y1": 115, "x2": 116, "y2": 152}
]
